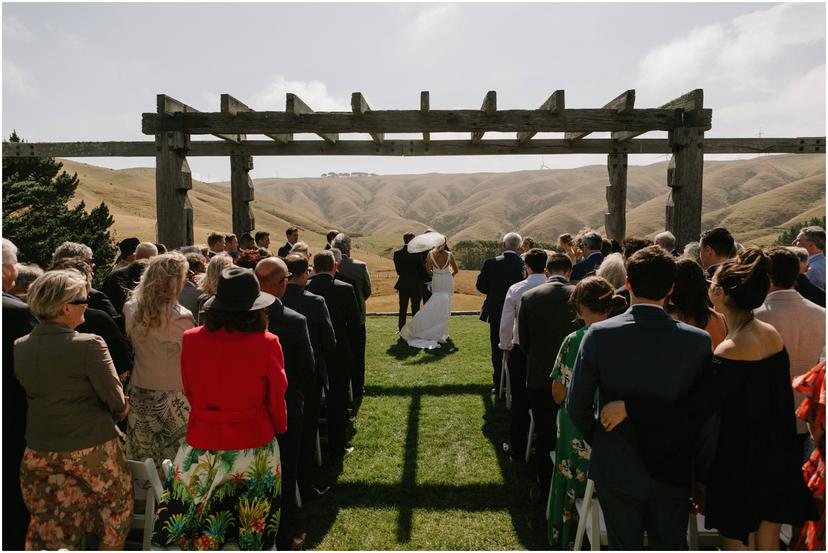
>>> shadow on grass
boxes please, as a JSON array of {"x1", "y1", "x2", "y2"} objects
[
  {"x1": 301, "y1": 383, "x2": 550, "y2": 550},
  {"x1": 386, "y1": 338, "x2": 460, "y2": 364}
]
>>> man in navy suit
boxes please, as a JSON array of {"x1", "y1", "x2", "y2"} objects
[
  {"x1": 570, "y1": 230, "x2": 605, "y2": 282},
  {"x1": 393, "y1": 232, "x2": 429, "y2": 330},
  {"x1": 476, "y1": 232, "x2": 525, "y2": 394},
  {"x1": 566, "y1": 246, "x2": 714, "y2": 549}
]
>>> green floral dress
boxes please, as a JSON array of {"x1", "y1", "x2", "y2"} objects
[
  {"x1": 152, "y1": 438, "x2": 282, "y2": 550},
  {"x1": 547, "y1": 327, "x2": 591, "y2": 550}
]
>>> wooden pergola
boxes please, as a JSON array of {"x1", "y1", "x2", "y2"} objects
[{"x1": 3, "y1": 89, "x2": 824, "y2": 250}]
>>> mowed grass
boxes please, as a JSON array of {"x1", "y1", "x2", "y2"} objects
[{"x1": 300, "y1": 316, "x2": 549, "y2": 550}]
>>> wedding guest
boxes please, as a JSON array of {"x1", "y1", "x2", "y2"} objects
[
  {"x1": 477, "y1": 232, "x2": 525, "y2": 395},
  {"x1": 601, "y1": 238, "x2": 613, "y2": 257},
  {"x1": 255, "y1": 230, "x2": 271, "y2": 250},
  {"x1": 196, "y1": 253, "x2": 234, "y2": 323},
  {"x1": 520, "y1": 236, "x2": 536, "y2": 255},
  {"x1": 699, "y1": 227, "x2": 735, "y2": 278},
  {"x1": 519, "y1": 252, "x2": 579, "y2": 498},
  {"x1": 499, "y1": 248, "x2": 549, "y2": 458},
  {"x1": 558, "y1": 233, "x2": 579, "y2": 266},
  {"x1": 755, "y1": 247, "x2": 826, "y2": 457},
  {"x1": 235, "y1": 248, "x2": 267, "y2": 270},
  {"x1": 16, "y1": 270, "x2": 132, "y2": 550},
  {"x1": 683, "y1": 241, "x2": 702, "y2": 266},
  {"x1": 393, "y1": 232, "x2": 429, "y2": 331},
  {"x1": 655, "y1": 230, "x2": 679, "y2": 256},
  {"x1": 52, "y1": 241, "x2": 118, "y2": 318},
  {"x1": 571, "y1": 231, "x2": 604, "y2": 281},
  {"x1": 239, "y1": 232, "x2": 256, "y2": 252},
  {"x1": 790, "y1": 246, "x2": 826, "y2": 306},
  {"x1": 567, "y1": 246, "x2": 712, "y2": 549},
  {"x1": 153, "y1": 267, "x2": 287, "y2": 550},
  {"x1": 2, "y1": 238, "x2": 36, "y2": 550},
  {"x1": 112, "y1": 237, "x2": 140, "y2": 271},
  {"x1": 548, "y1": 276, "x2": 627, "y2": 548},
  {"x1": 666, "y1": 257, "x2": 728, "y2": 350},
  {"x1": 103, "y1": 241, "x2": 158, "y2": 315},
  {"x1": 290, "y1": 240, "x2": 312, "y2": 260},
  {"x1": 225, "y1": 233, "x2": 239, "y2": 259},
  {"x1": 621, "y1": 235, "x2": 653, "y2": 259},
  {"x1": 155, "y1": 243, "x2": 168, "y2": 254},
  {"x1": 10, "y1": 263, "x2": 43, "y2": 302},
  {"x1": 278, "y1": 226, "x2": 300, "y2": 257},
  {"x1": 123, "y1": 252, "x2": 194, "y2": 465},
  {"x1": 324, "y1": 230, "x2": 338, "y2": 250},
  {"x1": 332, "y1": 233, "x2": 371, "y2": 411},
  {"x1": 178, "y1": 252, "x2": 206, "y2": 317},
  {"x1": 596, "y1": 252, "x2": 626, "y2": 290},
  {"x1": 793, "y1": 226, "x2": 826, "y2": 291},
  {"x1": 704, "y1": 247, "x2": 816, "y2": 548},
  {"x1": 283, "y1": 254, "x2": 337, "y2": 499},
  {"x1": 207, "y1": 231, "x2": 226, "y2": 258}
]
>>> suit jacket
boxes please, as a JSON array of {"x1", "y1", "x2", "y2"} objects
[
  {"x1": 76, "y1": 308, "x2": 133, "y2": 376},
  {"x1": 518, "y1": 275, "x2": 579, "y2": 389},
  {"x1": 475, "y1": 251, "x2": 525, "y2": 323},
  {"x1": 178, "y1": 281, "x2": 202, "y2": 320},
  {"x1": 102, "y1": 266, "x2": 132, "y2": 315},
  {"x1": 796, "y1": 273, "x2": 826, "y2": 307},
  {"x1": 3, "y1": 293, "x2": 36, "y2": 454},
  {"x1": 283, "y1": 283, "x2": 336, "y2": 389},
  {"x1": 306, "y1": 273, "x2": 361, "y2": 371},
  {"x1": 337, "y1": 256, "x2": 372, "y2": 324},
  {"x1": 755, "y1": 289, "x2": 827, "y2": 433},
  {"x1": 393, "y1": 246, "x2": 428, "y2": 292},
  {"x1": 88, "y1": 288, "x2": 118, "y2": 319},
  {"x1": 566, "y1": 305, "x2": 713, "y2": 499},
  {"x1": 571, "y1": 252, "x2": 604, "y2": 282},
  {"x1": 277, "y1": 242, "x2": 293, "y2": 258}
]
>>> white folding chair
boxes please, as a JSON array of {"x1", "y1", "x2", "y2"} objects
[
  {"x1": 545, "y1": 451, "x2": 557, "y2": 520},
  {"x1": 499, "y1": 353, "x2": 512, "y2": 409},
  {"x1": 128, "y1": 458, "x2": 166, "y2": 551},
  {"x1": 524, "y1": 409, "x2": 535, "y2": 463},
  {"x1": 315, "y1": 427, "x2": 323, "y2": 467},
  {"x1": 295, "y1": 482, "x2": 303, "y2": 509}
]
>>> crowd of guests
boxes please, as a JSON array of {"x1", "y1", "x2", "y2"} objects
[
  {"x1": 2, "y1": 224, "x2": 373, "y2": 550},
  {"x1": 482, "y1": 225, "x2": 826, "y2": 550}
]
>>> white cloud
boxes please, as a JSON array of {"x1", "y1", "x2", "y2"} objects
[
  {"x1": 3, "y1": 16, "x2": 34, "y2": 42},
  {"x1": 254, "y1": 75, "x2": 348, "y2": 112},
  {"x1": 3, "y1": 61, "x2": 37, "y2": 97},
  {"x1": 402, "y1": 3, "x2": 460, "y2": 56}
]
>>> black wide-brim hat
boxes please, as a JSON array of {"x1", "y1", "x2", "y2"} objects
[
  {"x1": 117, "y1": 237, "x2": 140, "y2": 255},
  {"x1": 204, "y1": 266, "x2": 275, "y2": 311}
]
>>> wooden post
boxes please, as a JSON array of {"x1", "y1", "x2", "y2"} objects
[
  {"x1": 666, "y1": 127, "x2": 705, "y2": 250},
  {"x1": 155, "y1": 95, "x2": 193, "y2": 249},
  {"x1": 221, "y1": 94, "x2": 256, "y2": 237},
  {"x1": 605, "y1": 153, "x2": 627, "y2": 241}
]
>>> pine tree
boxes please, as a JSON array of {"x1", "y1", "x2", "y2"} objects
[{"x1": 3, "y1": 132, "x2": 117, "y2": 283}]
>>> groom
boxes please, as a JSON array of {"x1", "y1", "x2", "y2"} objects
[
  {"x1": 476, "y1": 232, "x2": 525, "y2": 394},
  {"x1": 393, "y1": 232, "x2": 429, "y2": 331}
]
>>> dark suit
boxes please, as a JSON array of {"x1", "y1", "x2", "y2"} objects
[
  {"x1": 77, "y1": 308, "x2": 133, "y2": 376},
  {"x1": 306, "y1": 273, "x2": 361, "y2": 456},
  {"x1": 336, "y1": 256, "x2": 371, "y2": 408},
  {"x1": 283, "y1": 283, "x2": 337, "y2": 493},
  {"x1": 566, "y1": 305, "x2": 713, "y2": 549},
  {"x1": 393, "y1": 245, "x2": 428, "y2": 330},
  {"x1": 277, "y1": 241, "x2": 293, "y2": 258},
  {"x1": 518, "y1": 275, "x2": 578, "y2": 488},
  {"x1": 88, "y1": 287, "x2": 118, "y2": 320},
  {"x1": 266, "y1": 298, "x2": 314, "y2": 547},
  {"x1": 571, "y1": 251, "x2": 604, "y2": 282},
  {"x1": 796, "y1": 273, "x2": 826, "y2": 307},
  {"x1": 476, "y1": 251, "x2": 525, "y2": 391},
  {"x1": 2, "y1": 292, "x2": 36, "y2": 550},
  {"x1": 102, "y1": 266, "x2": 132, "y2": 315}
]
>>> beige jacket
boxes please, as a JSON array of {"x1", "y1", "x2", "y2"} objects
[
  {"x1": 755, "y1": 289, "x2": 826, "y2": 434},
  {"x1": 15, "y1": 323, "x2": 125, "y2": 452}
]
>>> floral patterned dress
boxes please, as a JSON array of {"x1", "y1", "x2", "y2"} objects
[
  {"x1": 547, "y1": 327, "x2": 591, "y2": 549},
  {"x1": 152, "y1": 438, "x2": 282, "y2": 550}
]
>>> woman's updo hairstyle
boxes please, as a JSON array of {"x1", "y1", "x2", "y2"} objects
[
  {"x1": 570, "y1": 276, "x2": 628, "y2": 316},
  {"x1": 713, "y1": 246, "x2": 771, "y2": 310}
]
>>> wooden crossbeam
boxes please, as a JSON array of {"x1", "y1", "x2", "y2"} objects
[
  {"x1": 157, "y1": 94, "x2": 240, "y2": 144},
  {"x1": 142, "y1": 107, "x2": 709, "y2": 136},
  {"x1": 517, "y1": 90, "x2": 565, "y2": 144},
  {"x1": 613, "y1": 89, "x2": 703, "y2": 142},
  {"x1": 351, "y1": 92, "x2": 384, "y2": 145},
  {"x1": 421, "y1": 91, "x2": 430, "y2": 144},
  {"x1": 221, "y1": 94, "x2": 292, "y2": 144},
  {"x1": 471, "y1": 91, "x2": 497, "y2": 144},
  {"x1": 10, "y1": 137, "x2": 823, "y2": 159},
  {"x1": 565, "y1": 90, "x2": 635, "y2": 143},
  {"x1": 286, "y1": 93, "x2": 337, "y2": 144}
]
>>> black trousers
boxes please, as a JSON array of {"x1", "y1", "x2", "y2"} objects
[
  {"x1": 328, "y1": 358, "x2": 351, "y2": 455},
  {"x1": 298, "y1": 374, "x2": 323, "y2": 493},
  {"x1": 352, "y1": 324, "x2": 366, "y2": 407},
  {"x1": 596, "y1": 481, "x2": 690, "y2": 550},
  {"x1": 527, "y1": 386, "x2": 559, "y2": 489},
  {"x1": 2, "y1": 436, "x2": 28, "y2": 550},
  {"x1": 507, "y1": 345, "x2": 530, "y2": 456},
  {"x1": 397, "y1": 286, "x2": 423, "y2": 330},
  {"x1": 489, "y1": 318, "x2": 503, "y2": 392},
  {"x1": 276, "y1": 400, "x2": 304, "y2": 546}
]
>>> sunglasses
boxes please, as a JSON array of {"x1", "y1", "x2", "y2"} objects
[{"x1": 68, "y1": 297, "x2": 91, "y2": 305}]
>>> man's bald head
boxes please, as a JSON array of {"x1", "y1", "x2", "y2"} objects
[
  {"x1": 135, "y1": 242, "x2": 159, "y2": 260},
  {"x1": 255, "y1": 256, "x2": 290, "y2": 298}
]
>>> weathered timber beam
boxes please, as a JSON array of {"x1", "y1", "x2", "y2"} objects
[
  {"x1": 286, "y1": 93, "x2": 338, "y2": 144},
  {"x1": 471, "y1": 91, "x2": 497, "y2": 144},
  {"x1": 613, "y1": 89, "x2": 703, "y2": 142},
  {"x1": 142, "y1": 107, "x2": 710, "y2": 135},
  {"x1": 5, "y1": 137, "x2": 825, "y2": 158},
  {"x1": 517, "y1": 90, "x2": 565, "y2": 144},
  {"x1": 421, "y1": 91, "x2": 430, "y2": 144},
  {"x1": 221, "y1": 93, "x2": 291, "y2": 144},
  {"x1": 157, "y1": 93, "x2": 240, "y2": 144},
  {"x1": 221, "y1": 94, "x2": 256, "y2": 237},
  {"x1": 565, "y1": 90, "x2": 635, "y2": 143},
  {"x1": 351, "y1": 92, "x2": 384, "y2": 145}
]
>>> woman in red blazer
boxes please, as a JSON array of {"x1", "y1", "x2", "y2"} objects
[{"x1": 153, "y1": 267, "x2": 288, "y2": 551}]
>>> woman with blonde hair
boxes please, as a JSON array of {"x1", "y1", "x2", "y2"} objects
[
  {"x1": 123, "y1": 252, "x2": 194, "y2": 465},
  {"x1": 195, "y1": 252, "x2": 233, "y2": 324}
]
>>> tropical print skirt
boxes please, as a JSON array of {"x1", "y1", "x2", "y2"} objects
[
  {"x1": 19, "y1": 437, "x2": 134, "y2": 550},
  {"x1": 152, "y1": 438, "x2": 282, "y2": 550},
  {"x1": 125, "y1": 385, "x2": 190, "y2": 465}
]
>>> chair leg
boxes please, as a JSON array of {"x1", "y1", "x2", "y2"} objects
[
  {"x1": 315, "y1": 428, "x2": 323, "y2": 467},
  {"x1": 688, "y1": 512, "x2": 699, "y2": 550},
  {"x1": 525, "y1": 410, "x2": 535, "y2": 463},
  {"x1": 546, "y1": 451, "x2": 556, "y2": 520},
  {"x1": 574, "y1": 479, "x2": 594, "y2": 551},
  {"x1": 590, "y1": 499, "x2": 601, "y2": 550},
  {"x1": 504, "y1": 362, "x2": 512, "y2": 410},
  {"x1": 499, "y1": 354, "x2": 507, "y2": 399},
  {"x1": 295, "y1": 482, "x2": 303, "y2": 509}
]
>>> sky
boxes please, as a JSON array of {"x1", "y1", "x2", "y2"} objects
[{"x1": 2, "y1": 2, "x2": 826, "y2": 182}]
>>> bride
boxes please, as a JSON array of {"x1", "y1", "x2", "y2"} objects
[{"x1": 400, "y1": 239, "x2": 459, "y2": 349}]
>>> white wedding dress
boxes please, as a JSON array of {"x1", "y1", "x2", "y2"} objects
[{"x1": 400, "y1": 250, "x2": 454, "y2": 349}]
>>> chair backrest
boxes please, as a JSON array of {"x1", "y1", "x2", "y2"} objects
[{"x1": 128, "y1": 458, "x2": 165, "y2": 551}]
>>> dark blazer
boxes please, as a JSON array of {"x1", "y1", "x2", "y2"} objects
[
  {"x1": 266, "y1": 298, "x2": 315, "y2": 414},
  {"x1": 337, "y1": 256, "x2": 372, "y2": 324},
  {"x1": 77, "y1": 308, "x2": 133, "y2": 376},
  {"x1": 796, "y1": 273, "x2": 826, "y2": 307},
  {"x1": 476, "y1": 251, "x2": 525, "y2": 323},
  {"x1": 393, "y1": 246, "x2": 428, "y2": 292},
  {"x1": 306, "y1": 273, "x2": 361, "y2": 364},
  {"x1": 571, "y1": 252, "x2": 604, "y2": 282},
  {"x1": 283, "y1": 283, "x2": 337, "y2": 389},
  {"x1": 518, "y1": 275, "x2": 579, "y2": 389},
  {"x1": 277, "y1": 242, "x2": 293, "y2": 258},
  {"x1": 88, "y1": 287, "x2": 118, "y2": 319},
  {"x1": 566, "y1": 305, "x2": 713, "y2": 499}
]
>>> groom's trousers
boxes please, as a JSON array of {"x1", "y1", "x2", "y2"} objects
[{"x1": 398, "y1": 286, "x2": 422, "y2": 330}]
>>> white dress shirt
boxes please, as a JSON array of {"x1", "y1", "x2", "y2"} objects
[{"x1": 499, "y1": 273, "x2": 547, "y2": 350}]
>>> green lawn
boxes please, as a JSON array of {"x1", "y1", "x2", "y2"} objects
[{"x1": 300, "y1": 316, "x2": 549, "y2": 550}]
